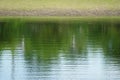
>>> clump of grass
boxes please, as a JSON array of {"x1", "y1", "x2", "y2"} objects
[{"x1": 0, "y1": 0, "x2": 119, "y2": 10}]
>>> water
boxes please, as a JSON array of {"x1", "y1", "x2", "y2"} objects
[{"x1": 0, "y1": 19, "x2": 120, "y2": 80}]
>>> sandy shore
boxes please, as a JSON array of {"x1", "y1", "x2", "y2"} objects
[{"x1": 0, "y1": 9, "x2": 120, "y2": 16}]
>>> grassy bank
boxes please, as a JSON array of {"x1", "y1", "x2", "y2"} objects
[
  {"x1": 0, "y1": 0, "x2": 120, "y2": 10},
  {"x1": 0, "y1": 16, "x2": 120, "y2": 22}
]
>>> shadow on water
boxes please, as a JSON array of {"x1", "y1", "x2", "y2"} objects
[{"x1": 0, "y1": 19, "x2": 120, "y2": 80}]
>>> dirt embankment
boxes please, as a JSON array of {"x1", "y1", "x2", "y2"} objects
[{"x1": 0, "y1": 9, "x2": 120, "y2": 16}]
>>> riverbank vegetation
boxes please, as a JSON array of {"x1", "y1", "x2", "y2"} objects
[{"x1": 0, "y1": 0, "x2": 119, "y2": 10}]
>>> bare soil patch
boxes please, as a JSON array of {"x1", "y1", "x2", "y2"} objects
[{"x1": 0, "y1": 9, "x2": 120, "y2": 16}]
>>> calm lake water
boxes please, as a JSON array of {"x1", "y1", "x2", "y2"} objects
[{"x1": 0, "y1": 19, "x2": 120, "y2": 80}]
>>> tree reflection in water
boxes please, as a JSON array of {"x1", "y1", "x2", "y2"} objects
[{"x1": 0, "y1": 19, "x2": 120, "y2": 80}]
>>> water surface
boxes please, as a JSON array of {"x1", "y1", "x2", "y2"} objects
[{"x1": 0, "y1": 19, "x2": 120, "y2": 80}]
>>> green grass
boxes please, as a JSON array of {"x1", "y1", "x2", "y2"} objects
[
  {"x1": 0, "y1": 16, "x2": 120, "y2": 23},
  {"x1": 0, "y1": 0, "x2": 120, "y2": 10}
]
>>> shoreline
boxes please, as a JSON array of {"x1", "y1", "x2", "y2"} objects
[{"x1": 0, "y1": 9, "x2": 120, "y2": 16}]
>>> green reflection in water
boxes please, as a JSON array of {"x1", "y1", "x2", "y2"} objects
[{"x1": 0, "y1": 19, "x2": 120, "y2": 80}]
